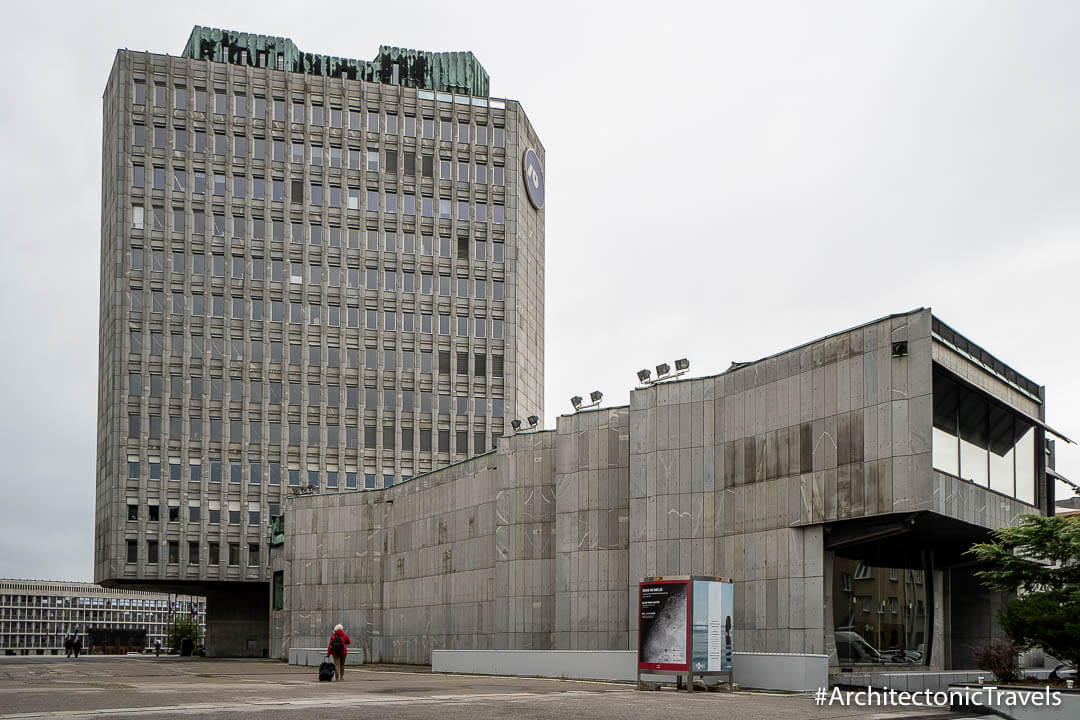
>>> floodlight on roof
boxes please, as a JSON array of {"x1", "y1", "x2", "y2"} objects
[
  {"x1": 571, "y1": 391, "x2": 603, "y2": 411},
  {"x1": 638, "y1": 358, "x2": 692, "y2": 386},
  {"x1": 511, "y1": 419, "x2": 522, "y2": 431},
  {"x1": 527, "y1": 415, "x2": 539, "y2": 428}
]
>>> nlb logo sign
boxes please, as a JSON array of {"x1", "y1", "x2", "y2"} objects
[{"x1": 522, "y1": 148, "x2": 545, "y2": 210}]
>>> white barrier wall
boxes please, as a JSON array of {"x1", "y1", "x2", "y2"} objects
[
  {"x1": 731, "y1": 652, "x2": 828, "y2": 692},
  {"x1": 433, "y1": 649, "x2": 828, "y2": 692},
  {"x1": 433, "y1": 650, "x2": 637, "y2": 682}
]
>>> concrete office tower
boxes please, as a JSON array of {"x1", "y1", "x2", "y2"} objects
[{"x1": 96, "y1": 26, "x2": 545, "y2": 656}]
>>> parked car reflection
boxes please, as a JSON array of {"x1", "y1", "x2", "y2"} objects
[{"x1": 835, "y1": 631, "x2": 921, "y2": 664}]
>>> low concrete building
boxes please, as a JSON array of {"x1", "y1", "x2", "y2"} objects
[{"x1": 271, "y1": 308, "x2": 1067, "y2": 681}]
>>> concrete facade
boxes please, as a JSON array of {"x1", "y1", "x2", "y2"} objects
[
  {"x1": 95, "y1": 28, "x2": 544, "y2": 656},
  {"x1": 628, "y1": 308, "x2": 923, "y2": 657},
  {"x1": 554, "y1": 408, "x2": 630, "y2": 650},
  {"x1": 274, "y1": 308, "x2": 1056, "y2": 683},
  {"x1": 273, "y1": 430, "x2": 556, "y2": 662}
]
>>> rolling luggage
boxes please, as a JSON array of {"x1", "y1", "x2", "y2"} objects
[{"x1": 319, "y1": 660, "x2": 336, "y2": 681}]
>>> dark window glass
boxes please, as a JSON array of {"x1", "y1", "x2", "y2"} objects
[{"x1": 832, "y1": 558, "x2": 929, "y2": 667}]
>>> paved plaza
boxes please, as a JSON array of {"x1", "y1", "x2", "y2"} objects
[{"x1": 0, "y1": 656, "x2": 982, "y2": 720}]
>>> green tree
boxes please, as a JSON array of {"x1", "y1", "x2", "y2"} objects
[
  {"x1": 166, "y1": 616, "x2": 198, "y2": 654},
  {"x1": 967, "y1": 514, "x2": 1080, "y2": 669}
]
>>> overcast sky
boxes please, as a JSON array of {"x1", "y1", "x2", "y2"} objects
[{"x1": 1, "y1": 1, "x2": 1077, "y2": 582}]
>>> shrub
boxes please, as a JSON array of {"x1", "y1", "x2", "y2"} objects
[
  {"x1": 166, "y1": 616, "x2": 198, "y2": 655},
  {"x1": 973, "y1": 639, "x2": 1021, "y2": 683}
]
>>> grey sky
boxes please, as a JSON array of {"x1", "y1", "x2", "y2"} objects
[{"x1": 1, "y1": 1, "x2": 1077, "y2": 582}]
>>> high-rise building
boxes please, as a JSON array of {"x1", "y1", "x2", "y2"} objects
[{"x1": 96, "y1": 26, "x2": 545, "y2": 656}]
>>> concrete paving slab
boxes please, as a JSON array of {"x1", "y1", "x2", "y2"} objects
[{"x1": 0, "y1": 656, "x2": 977, "y2": 720}]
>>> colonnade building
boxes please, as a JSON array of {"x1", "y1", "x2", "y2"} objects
[
  {"x1": 273, "y1": 308, "x2": 1069, "y2": 681},
  {"x1": 96, "y1": 26, "x2": 544, "y2": 656}
]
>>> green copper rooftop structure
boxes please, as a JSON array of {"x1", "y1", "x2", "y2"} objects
[{"x1": 181, "y1": 26, "x2": 490, "y2": 97}]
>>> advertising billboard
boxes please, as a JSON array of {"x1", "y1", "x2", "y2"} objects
[
  {"x1": 691, "y1": 579, "x2": 733, "y2": 672},
  {"x1": 638, "y1": 579, "x2": 690, "y2": 671}
]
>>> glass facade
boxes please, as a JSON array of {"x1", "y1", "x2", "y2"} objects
[
  {"x1": 832, "y1": 558, "x2": 929, "y2": 665},
  {"x1": 0, "y1": 581, "x2": 204, "y2": 654},
  {"x1": 932, "y1": 368, "x2": 1037, "y2": 504}
]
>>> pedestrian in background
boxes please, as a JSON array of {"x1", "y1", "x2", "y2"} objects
[{"x1": 326, "y1": 624, "x2": 350, "y2": 681}]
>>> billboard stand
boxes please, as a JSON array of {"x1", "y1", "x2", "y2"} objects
[{"x1": 636, "y1": 576, "x2": 734, "y2": 692}]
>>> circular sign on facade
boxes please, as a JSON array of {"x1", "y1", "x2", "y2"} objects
[{"x1": 522, "y1": 148, "x2": 545, "y2": 210}]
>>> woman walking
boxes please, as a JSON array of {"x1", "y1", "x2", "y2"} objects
[{"x1": 326, "y1": 624, "x2": 350, "y2": 681}]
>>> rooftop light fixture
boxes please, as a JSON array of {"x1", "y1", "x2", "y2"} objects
[
  {"x1": 571, "y1": 391, "x2": 603, "y2": 411},
  {"x1": 637, "y1": 359, "x2": 692, "y2": 386}
]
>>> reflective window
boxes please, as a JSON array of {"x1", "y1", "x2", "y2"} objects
[
  {"x1": 833, "y1": 558, "x2": 928, "y2": 666},
  {"x1": 959, "y1": 394, "x2": 989, "y2": 487},
  {"x1": 932, "y1": 367, "x2": 1036, "y2": 503}
]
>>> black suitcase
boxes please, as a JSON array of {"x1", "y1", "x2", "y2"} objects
[{"x1": 319, "y1": 660, "x2": 336, "y2": 681}]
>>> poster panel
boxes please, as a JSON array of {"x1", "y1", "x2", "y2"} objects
[
  {"x1": 691, "y1": 579, "x2": 733, "y2": 672},
  {"x1": 638, "y1": 580, "x2": 690, "y2": 671}
]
